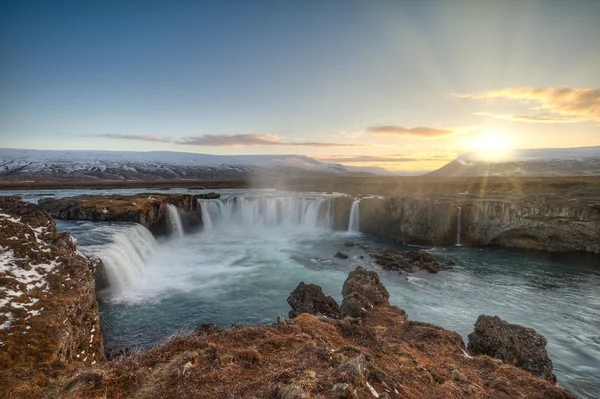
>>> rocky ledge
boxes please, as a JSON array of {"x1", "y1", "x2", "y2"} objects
[
  {"x1": 38, "y1": 193, "x2": 202, "y2": 236},
  {"x1": 0, "y1": 197, "x2": 105, "y2": 391},
  {"x1": 358, "y1": 196, "x2": 600, "y2": 254},
  {"x1": 6, "y1": 264, "x2": 575, "y2": 398}
]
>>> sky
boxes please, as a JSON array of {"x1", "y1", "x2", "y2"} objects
[{"x1": 1, "y1": 0, "x2": 599, "y2": 172}]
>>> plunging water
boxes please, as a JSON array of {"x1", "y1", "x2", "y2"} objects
[
  {"x1": 166, "y1": 204, "x2": 184, "y2": 238},
  {"x1": 456, "y1": 206, "x2": 462, "y2": 246},
  {"x1": 348, "y1": 199, "x2": 360, "y2": 232},
  {"x1": 47, "y1": 189, "x2": 600, "y2": 399},
  {"x1": 199, "y1": 194, "x2": 334, "y2": 231}
]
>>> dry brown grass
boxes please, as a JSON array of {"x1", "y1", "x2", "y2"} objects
[{"x1": 3, "y1": 307, "x2": 575, "y2": 399}]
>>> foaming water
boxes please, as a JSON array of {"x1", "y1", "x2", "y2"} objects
[
  {"x1": 54, "y1": 192, "x2": 600, "y2": 398},
  {"x1": 166, "y1": 204, "x2": 184, "y2": 238}
]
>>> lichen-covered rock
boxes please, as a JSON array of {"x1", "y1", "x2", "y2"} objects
[
  {"x1": 287, "y1": 282, "x2": 340, "y2": 318},
  {"x1": 0, "y1": 196, "x2": 105, "y2": 387},
  {"x1": 340, "y1": 267, "x2": 389, "y2": 317},
  {"x1": 467, "y1": 315, "x2": 555, "y2": 381},
  {"x1": 38, "y1": 193, "x2": 202, "y2": 236}
]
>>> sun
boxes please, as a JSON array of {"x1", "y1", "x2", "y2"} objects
[{"x1": 468, "y1": 131, "x2": 513, "y2": 162}]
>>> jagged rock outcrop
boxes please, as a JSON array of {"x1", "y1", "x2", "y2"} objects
[
  {"x1": 372, "y1": 250, "x2": 450, "y2": 274},
  {"x1": 0, "y1": 196, "x2": 105, "y2": 389},
  {"x1": 468, "y1": 315, "x2": 555, "y2": 381},
  {"x1": 287, "y1": 282, "x2": 340, "y2": 319},
  {"x1": 340, "y1": 266, "x2": 391, "y2": 317},
  {"x1": 359, "y1": 196, "x2": 600, "y2": 253},
  {"x1": 38, "y1": 193, "x2": 202, "y2": 236}
]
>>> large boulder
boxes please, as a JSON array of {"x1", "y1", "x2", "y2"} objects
[
  {"x1": 340, "y1": 267, "x2": 389, "y2": 317},
  {"x1": 287, "y1": 282, "x2": 340, "y2": 319},
  {"x1": 467, "y1": 315, "x2": 555, "y2": 381}
]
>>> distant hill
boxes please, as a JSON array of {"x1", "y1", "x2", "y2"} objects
[
  {"x1": 0, "y1": 148, "x2": 389, "y2": 182},
  {"x1": 427, "y1": 146, "x2": 600, "y2": 177}
]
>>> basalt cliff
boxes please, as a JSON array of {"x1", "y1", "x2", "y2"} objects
[{"x1": 357, "y1": 196, "x2": 600, "y2": 253}]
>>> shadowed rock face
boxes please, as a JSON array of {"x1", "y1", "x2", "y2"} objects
[
  {"x1": 468, "y1": 315, "x2": 555, "y2": 381},
  {"x1": 0, "y1": 196, "x2": 105, "y2": 382},
  {"x1": 38, "y1": 193, "x2": 202, "y2": 236},
  {"x1": 287, "y1": 282, "x2": 340, "y2": 319},
  {"x1": 340, "y1": 266, "x2": 390, "y2": 317},
  {"x1": 359, "y1": 196, "x2": 600, "y2": 253}
]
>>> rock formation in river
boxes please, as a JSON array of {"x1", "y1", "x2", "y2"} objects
[
  {"x1": 287, "y1": 282, "x2": 340, "y2": 319},
  {"x1": 371, "y1": 250, "x2": 451, "y2": 274},
  {"x1": 359, "y1": 196, "x2": 600, "y2": 253},
  {"x1": 0, "y1": 196, "x2": 105, "y2": 390},
  {"x1": 468, "y1": 315, "x2": 555, "y2": 382},
  {"x1": 38, "y1": 193, "x2": 202, "y2": 236}
]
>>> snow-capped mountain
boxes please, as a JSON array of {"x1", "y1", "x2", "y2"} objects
[
  {"x1": 0, "y1": 148, "x2": 379, "y2": 181},
  {"x1": 428, "y1": 146, "x2": 600, "y2": 177}
]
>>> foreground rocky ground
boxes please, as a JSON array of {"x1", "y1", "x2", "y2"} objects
[
  {"x1": 0, "y1": 197, "x2": 105, "y2": 392},
  {"x1": 0, "y1": 197, "x2": 579, "y2": 398}
]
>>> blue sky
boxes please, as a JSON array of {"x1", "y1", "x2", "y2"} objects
[{"x1": 1, "y1": 0, "x2": 599, "y2": 171}]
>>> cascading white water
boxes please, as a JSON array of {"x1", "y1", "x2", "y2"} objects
[
  {"x1": 166, "y1": 204, "x2": 184, "y2": 238},
  {"x1": 198, "y1": 195, "x2": 334, "y2": 231},
  {"x1": 348, "y1": 199, "x2": 361, "y2": 232},
  {"x1": 99, "y1": 224, "x2": 158, "y2": 294},
  {"x1": 456, "y1": 206, "x2": 462, "y2": 246}
]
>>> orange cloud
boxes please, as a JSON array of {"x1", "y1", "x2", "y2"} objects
[
  {"x1": 459, "y1": 87, "x2": 600, "y2": 122},
  {"x1": 474, "y1": 112, "x2": 587, "y2": 123},
  {"x1": 367, "y1": 125, "x2": 454, "y2": 137}
]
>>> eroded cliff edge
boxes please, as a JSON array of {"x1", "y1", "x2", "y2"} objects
[
  {"x1": 357, "y1": 196, "x2": 600, "y2": 253},
  {"x1": 38, "y1": 193, "x2": 202, "y2": 236},
  {"x1": 0, "y1": 197, "x2": 105, "y2": 390}
]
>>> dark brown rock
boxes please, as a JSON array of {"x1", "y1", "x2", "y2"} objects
[
  {"x1": 372, "y1": 250, "x2": 443, "y2": 274},
  {"x1": 467, "y1": 315, "x2": 555, "y2": 381},
  {"x1": 340, "y1": 267, "x2": 389, "y2": 317},
  {"x1": 287, "y1": 282, "x2": 340, "y2": 319},
  {"x1": 194, "y1": 192, "x2": 220, "y2": 200}
]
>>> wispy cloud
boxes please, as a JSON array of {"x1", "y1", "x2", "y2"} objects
[
  {"x1": 175, "y1": 134, "x2": 365, "y2": 147},
  {"x1": 86, "y1": 134, "x2": 172, "y2": 142},
  {"x1": 317, "y1": 153, "x2": 457, "y2": 163},
  {"x1": 475, "y1": 112, "x2": 588, "y2": 123},
  {"x1": 367, "y1": 125, "x2": 454, "y2": 137},
  {"x1": 459, "y1": 87, "x2": 600, "y2": 122}
]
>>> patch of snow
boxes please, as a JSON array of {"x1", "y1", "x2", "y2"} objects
[{"x1": 366, "y1": 381, "x2": 379, "y2": 398}]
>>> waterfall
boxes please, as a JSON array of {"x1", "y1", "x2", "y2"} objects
[
  {"x1": 99, "y1": 224, "x2": 157, "y2": 294},
  {"x1": 456, "y1": 206, "x2": 462, "y2": 246},
  {"x1": 348, "y1": 199, "x2": 361, "y2": 232},
  {"x1": 166, "y1": 204, "x2": 184, "y2": 238},
  {"x1": 198, "y1": 195, "x2": 334, "y2": 231}
]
